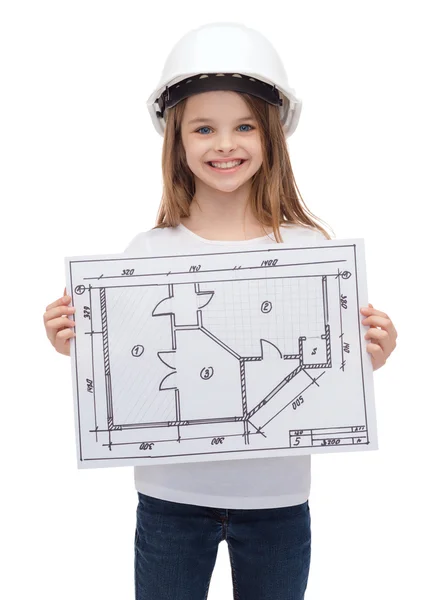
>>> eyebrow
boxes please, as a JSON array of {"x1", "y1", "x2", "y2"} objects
[{"x1": 187, "y1": 116, "x2": 256, "y2": 125}]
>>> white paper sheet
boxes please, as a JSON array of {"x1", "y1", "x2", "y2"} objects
[{"x1": 65, "y1": 238, "x2": 378, "y2": 469}]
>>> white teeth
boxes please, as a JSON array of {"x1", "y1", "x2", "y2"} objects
[{"x1": 210, "y1": 160, "x2": 243, "y2": 169}]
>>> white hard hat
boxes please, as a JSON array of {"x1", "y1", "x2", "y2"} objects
[{"x1": 146, "y1": 22, "x2": 302, "y2": 138}]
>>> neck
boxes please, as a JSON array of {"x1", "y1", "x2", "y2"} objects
[{"x1": 181, "y1": 179, "x2": 270, "y2": 241}]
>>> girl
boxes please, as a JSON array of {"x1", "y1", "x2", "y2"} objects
[{"x1": 43, "y1": 22, "x2": 397, "y2": 600}]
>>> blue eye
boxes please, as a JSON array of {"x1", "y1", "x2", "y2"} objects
[
  {"x1": 195, "y1": 124, "x2": 254, "y2": 134},
  {"x1": 238, "y1": 124, "x2": 253, "y2": 132}
]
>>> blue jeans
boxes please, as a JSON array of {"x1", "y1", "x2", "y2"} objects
[{"x1": 135, "y1": 492, "x2": 311, "y2": 600}]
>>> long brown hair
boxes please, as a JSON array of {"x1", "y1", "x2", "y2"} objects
[{"x1": 155, "y1": 92, "x2": 334, "y2": 241}]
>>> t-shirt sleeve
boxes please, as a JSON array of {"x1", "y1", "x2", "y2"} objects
[
  {"x1": 314, "y1": 229, "x2": 331, "y2": 242},
  {"x1": 123, "y1": 232, "x2": 146, "y2": 254}
]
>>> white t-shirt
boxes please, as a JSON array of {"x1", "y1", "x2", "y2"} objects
[{"x1": 124, "y1": 222, "x2": 327, "y2": 509}]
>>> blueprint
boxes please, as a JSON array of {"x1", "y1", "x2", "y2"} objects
[{"x1": 65, "y1": 238, "x2": 378, "y2": 469}]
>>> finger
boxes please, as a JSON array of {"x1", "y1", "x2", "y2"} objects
[
  {"x1": 364, "y1": 328, "x2": 389, "y2": 342},
  {"x1": 45, "y1": 294, "x2": 71, "y2": 313},
  {"x1": 364, "y1": 328, "x2": 394, "y2": 357},
  {"x1": 45, "y1": 316, "x2": 76, "y2": 345},
  {"x1": 362, "y1": 315, "x2": 398, "y2": 344},
  {"x1": 56, "y1": 327, "x2": 76, "y2": 342},
  {"x1": 55, "y1": 328, "x2": 76, "y2": 351},
  {"x1": 44, "y1": 304, "x2": 75, "y2": 324},
  {"x1": 46, "y1": 316, "x2": 76, "y2": 332},
  {"x1": 367, "y1": 341, "x2": 384, "y2": 354},
  {"x1": 366, "y1": 342, "x2": 386, "y2": 369},
  {"x1": 360, "y1": 305, "x2": 389, "y2": 319},
  {"x1": 361, "y1": 315, "x2": 394, "y2": 330}
]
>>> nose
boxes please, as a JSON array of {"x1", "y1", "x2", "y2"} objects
[{"x1": 215, "y1": 131, "x2": 238, "y2": 154}]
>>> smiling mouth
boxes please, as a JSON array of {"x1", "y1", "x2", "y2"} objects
[{"x1": 206, "y1": 160, "x2": 247, "y2": 172}]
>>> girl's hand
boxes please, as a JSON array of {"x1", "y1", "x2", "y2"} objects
[
  {"x1": 43, "y1": 287, "x2": 76, "y2": 356},
  {"x1": 360, "y1": 303, "x2": 397, "y2": 371}
]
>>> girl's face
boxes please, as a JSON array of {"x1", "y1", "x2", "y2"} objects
[{"x1": 180, "y1": 91, "x2": 263, "y2": 193}]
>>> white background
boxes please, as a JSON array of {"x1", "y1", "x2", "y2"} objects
[{"x1": 1, "y1": 1, "x2": 438, "y2": 598}]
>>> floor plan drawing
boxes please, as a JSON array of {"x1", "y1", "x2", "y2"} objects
[{"x1": 65, "y1": 239, "x2": 378, "y2": 469}]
